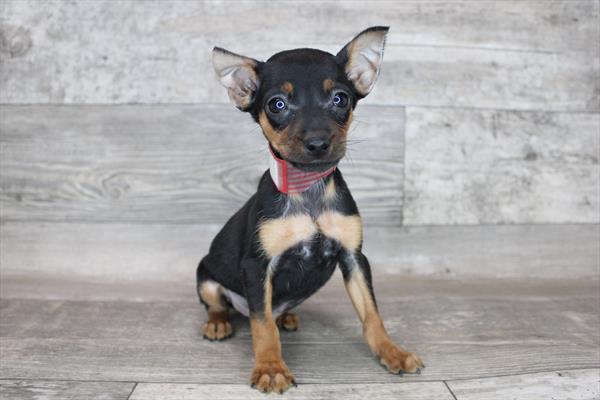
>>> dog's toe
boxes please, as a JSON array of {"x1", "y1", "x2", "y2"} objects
[{"x1": 201, "y1": 320, "x2": 233, "y2": 341}]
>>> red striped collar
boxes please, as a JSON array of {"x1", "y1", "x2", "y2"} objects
[{"x1": 268, "y1": 147, "x2": 336, "y2": 194}]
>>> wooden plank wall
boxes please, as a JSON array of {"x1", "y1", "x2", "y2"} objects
[
  {"x1": 0, "y1": 105, "x2": 404, "y2": 226},
  {"x1": 0, "y1": 1, "x2": 599, "y2": 282},
  {"x1": 1, "y1": 0, "x2": 598, "y2": 226}
]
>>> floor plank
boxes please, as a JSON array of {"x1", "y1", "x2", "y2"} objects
[
  {"x1": 1, "y1": 223, "x2": 597, "y2": 283},
  {"x1": 0, "y1": 105, "x2": 404, "y2": 226},
  {"x1": 1, "y1": 277, "x2": 597, "y2": 384},
  {"x1": 129, "y1": 382, "x2": 453, "y2": 400},
  {"x1": 0, "y1": 380, "x2": 134, "y2": 400},
  {"x1": 447, "y1": 369, "x2": 600, "y2": 400}
]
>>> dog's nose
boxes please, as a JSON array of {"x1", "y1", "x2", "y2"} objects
[{"x1": 304, "y1": 138, "x2": 330, "y2": 156}]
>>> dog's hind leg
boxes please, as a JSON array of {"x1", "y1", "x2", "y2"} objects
[
  {"x1": 197, "y1": 260, "x2": 234, "y2": 341},
  {"x1": 276, "y1": 312, "x2": 299, "y2": 332}
]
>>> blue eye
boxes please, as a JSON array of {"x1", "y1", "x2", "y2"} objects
[
  {"x1": 268, "y1": 97, "x2": 287, "y2": 113},
  {"x1": 333, "y1": 92, "x2": 349, "y2": 107}
]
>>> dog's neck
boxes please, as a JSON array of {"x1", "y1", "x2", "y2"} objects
[{"x1": 268, "y1": 147, "x2": 336, "y2": 195}]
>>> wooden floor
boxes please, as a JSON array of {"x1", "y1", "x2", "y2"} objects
[{"x1": 1, "y1": 273, "x2": 598, "y2": 399}]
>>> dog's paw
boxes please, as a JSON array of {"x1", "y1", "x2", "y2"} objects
[
  {"x1": 201, "y1": 319, "x2": 233, "y2": 341},
  {"x1": 250, "y1": 359, "x2": 296, "y2": 394},
  {"x1": 276, "y1": 312, "x2": 299, "y2": 331},
  {"x1": 378, "y1": 341, "x2": 424, "y2": 375}
]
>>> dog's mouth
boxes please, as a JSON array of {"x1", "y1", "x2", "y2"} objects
[{"x1": 270, "y1": 145, "x2": 341, "y2": 172}]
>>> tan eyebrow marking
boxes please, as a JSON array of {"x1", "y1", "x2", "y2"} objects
[
  {"x1": 280, "y1": 81, "x2": 294, "y2": 94},
  {"x1": 323, "y1": 78, "x2": 335, "y2": 92}
]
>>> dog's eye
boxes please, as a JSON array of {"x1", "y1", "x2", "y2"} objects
[
  {"x1": 333, "y1": 92, "x2": 349, "y2": 107},
  {"x1": 268, "y1": 97, "x2": 287, "y2": 113}
]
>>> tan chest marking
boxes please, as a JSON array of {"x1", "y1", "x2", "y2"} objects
[
  {"x1": 317, "y1": 211, "x2": 363, "y2": 252},
  {"x1": 258, "y1": 212, "x2": 362, "y2": 258},
  {"x1": 258, "y1": 214, "x2": 317, "y2": 258}
]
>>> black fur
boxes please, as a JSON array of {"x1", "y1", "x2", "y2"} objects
[
  {"x1": 197, "y1": 170, "x2": 359, "y2": 317},
  {"x1": 198, "y1": 27, "x2": 389, "y2": 319}
]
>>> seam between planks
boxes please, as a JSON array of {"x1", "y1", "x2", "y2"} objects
[
  {"x1": 444, "y1": 381, "x2": 459, "y2": 400},
  {"x1": 444, "y1": 380, "x2": 458, "y2": 400},
  {"x1": 1, "y1": 367, "x2": 598, "y2": 386},
  {"x1": 126, "y1": 382, "x2": 138, "y2": 400}
]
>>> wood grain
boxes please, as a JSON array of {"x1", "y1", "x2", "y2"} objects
[
  {"x1": 0, "y1": 105, "x2": 404, "y2": 226},
  {"x1": 448, "y1": 369, "x2": 600, "y2": 400},
  {"x1": 0, "y1": 380, "x2": 134, "y2": 400},
  {"x1": 2, "y1": 1, "x2": 598, "y2": 110},
  {"x1": 1, "y1": 222, "x2": 597, "y2": 283},
  {"x1": 129, "y1": 382, "x2": 454, "y2": 400},
  {"x1": 404, "y1": 108, "x2": 600, "y2": 224},
  {"x1": 1, "y1": 278, "x2": 597, "y2": 384}
]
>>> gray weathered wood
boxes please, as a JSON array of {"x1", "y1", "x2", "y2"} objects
[
  {"x1": 129, "y1": 382, "x2": 454, "y2": 400},
  {"x1": 373, "y1": 43, "x2": 598, "y2": 111},
  {"x1": 1, "y1": 277, "x2": 597, "y2": 383},
  {"x1": 0, "y1": 104, "x2": 403, "y2": 226},
  {"x1": 1, "y1": 268, "x2": 597, "y2": 303},
  {"x1": 1, "y1": 222, "x2": 597, "y2": 283},
  {"x1": 447, "y1": 369, "x2": 600, "y2": 400},
  {"x1": 0, "y1": 380, "x2": 134, "y2": 400},
  {"x1": 1, "y1": 1, "x2": 598, "y2": 110},
  {"x1": 404, "y1": 108, "x2": 600, "y2": 224}
]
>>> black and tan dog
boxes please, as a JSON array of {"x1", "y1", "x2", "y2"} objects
[{"x1": 197, "y1": 27, "x2": 423, "y2": 393}]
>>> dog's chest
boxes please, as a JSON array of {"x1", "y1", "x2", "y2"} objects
[
  {"x1": 258, "y1": 211, "x2": 362, "y2": 259},
  {"x1": 257, "y1": 208, "x2": 363, "y2": 311},
  {"x1": 269, "y1": 232, "x2": 339, "y2": 310}
]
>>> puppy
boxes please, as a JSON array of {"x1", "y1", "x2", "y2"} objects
[{"x1": 197, "y1": 27, "x2": 423, "y2": 393}]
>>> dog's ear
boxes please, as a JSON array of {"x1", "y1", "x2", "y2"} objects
[
  {"x1": 212, "y1": 47, "x2": 261, "y2": 110},
  {"x1": 336, "y1": 27, "x2": 389, "y2": 98}
]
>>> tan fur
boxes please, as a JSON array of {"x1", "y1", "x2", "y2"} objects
[
  {"x1": 317, "y1": 211, "x2": 362, "y2": 252},
  {"x1": 345, "y1": 268, "x2": 424, "y2": 373},
  {"x1": 323, "y1": 78, "x2": 334, "y2": 92},
  {"x1": 259, "y1": 214, "x2": 317, "y2": 258},
  {"x1": 199, "y1": 281, "x2": 233, "y2": 340},
  {"x1": 264, "y1": 270, "x2": 274, "y2": 318},
  {"x1": 202, "y1": 310, "x2": 233, "y2": 340},
  {"x1": 259, "y1": 102, "x2": 351, "y2": 163},
  {"x1": 199, "y1": 280, "x2": 227, "y2": 312},
  {"x1": 250, "y1": 272, "x2": 295, "y2": 393},
  {"x1": 324, "y1": 179, "x2": 337, "y2": 201},
  {"x1": 330, "y1": 111, "x2": 352, "y2": 159},
  {"x1": 345, "y1": 268, "x2": 372, "y2": 322},
  {"x1": 276, "y1": 312, "x2": 300, "y2": 331},
  {"x1": 281, "y1": 81, "x2": 294, "y2": 94},
  {"x1": 344, "y1": 112, "x2": 353, "y2": 136},
  {"x1": 250, "y1": 318, "x2": 294, "y2": 392},
  {"x1": 258, "y1": 111, "x2": 291, "y2": 156}
]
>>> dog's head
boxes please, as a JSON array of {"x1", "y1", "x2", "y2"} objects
[{"x1": 212, "y1": 27, "x2": 389, "y2": 171}]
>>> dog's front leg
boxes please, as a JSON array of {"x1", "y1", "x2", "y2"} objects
[
  {"x1": 339, "y1": 251, "x2": 424, "y2": 374},
  {"x1": 242, "y1": 256, "x2": 296, "y2": 393}
]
